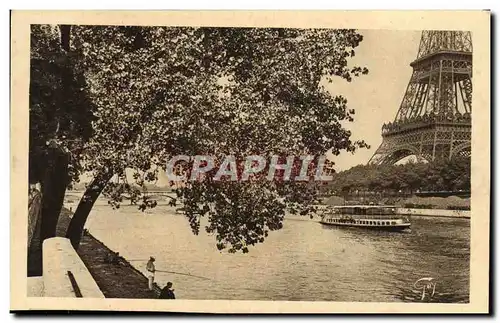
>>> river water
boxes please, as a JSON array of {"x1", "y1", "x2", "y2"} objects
[{"x1": 85, "y1": 204, "x2": 470, "y2": 303}]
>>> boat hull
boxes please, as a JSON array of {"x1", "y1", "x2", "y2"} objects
[{"x1": 319, "y1": 221, "x2": 411, "y2": 232}]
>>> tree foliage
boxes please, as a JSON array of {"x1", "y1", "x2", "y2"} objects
[
  {"x1": 29, "y1": 25, "x2": 95, "y2": 186},
  {"x1": 326, "y1": 157, "x2": 471, "y2": 196},
  {"x1": 30, "y1": 25, "x2": 370, "y2": 253}
]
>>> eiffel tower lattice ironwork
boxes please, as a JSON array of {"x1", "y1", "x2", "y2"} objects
[{"x1": 368, "y1": 30, "x2": 472, "y2": 165}]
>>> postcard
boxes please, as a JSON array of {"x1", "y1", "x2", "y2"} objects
[{"x1": 10, "y1": 10, "x2": 490, "y2": 313}]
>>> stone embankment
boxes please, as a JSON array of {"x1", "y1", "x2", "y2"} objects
[
  {"x1": 28, "y1": 208, "x2": 161, "y2": 298},
  {"x1": 396, "y1": 208, "x2": 470, "y2": 218}
]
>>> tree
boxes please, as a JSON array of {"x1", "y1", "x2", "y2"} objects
[
  {"x1": 439, "y1": 156, "x2": 471, "y2": 191},
  {"x1": 31, "y1": 26, "x2": 369, "y2": 252},
  {"x1": 64, "y1": 25, "x2": 234, "y2": 248},
  {"x1": 29, "y1": 25, "x2": 95, "y2": 243},
  {"x1": 166, "y1": 28, "x2": 370, "y2": 252}
]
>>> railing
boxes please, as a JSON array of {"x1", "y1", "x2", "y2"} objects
[
  {"x1": 27, "y1": 193, "x2": 42, "y2": 249},
  {"x1": 324, "y1": 213, "x2": 404, "y2": 220}
]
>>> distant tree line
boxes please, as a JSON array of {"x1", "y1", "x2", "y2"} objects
[{"x1": 324, "y1": 156, "x2": 471, "y2": 197}]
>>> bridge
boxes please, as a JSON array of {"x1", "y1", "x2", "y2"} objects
[{"x1": 66, "y1": 190, "x2": 177, "y2": 200}]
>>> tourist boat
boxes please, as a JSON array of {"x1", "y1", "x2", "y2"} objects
[{"x1": 319, "y1": 205, "x2": 411, "y2": 231}]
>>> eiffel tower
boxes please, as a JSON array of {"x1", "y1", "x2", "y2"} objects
[{"x1": 368, "y1": 31, "x2": 472, "y2": 165}]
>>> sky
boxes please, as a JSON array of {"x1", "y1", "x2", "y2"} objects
[{"x1": 324, "y1": 29, "x2": 422, "y2": 171}]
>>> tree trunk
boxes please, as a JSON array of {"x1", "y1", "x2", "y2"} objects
[
  {"x1": 40, "y1": 146, "x2": 70, "y2": 241},
  {"x1": 38, "y1": 25, "x2": 73, "y2": 241},
  {"x1": 66, "y1": 171, "x2": 113, "y2": 250},
  {"x1": 60, "y1": 25, "x2": 71, "y2": 51}
]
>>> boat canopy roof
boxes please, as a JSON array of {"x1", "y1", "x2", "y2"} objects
[{"x1": 328, "y1": 205, "x2": 398, "y2": 216}]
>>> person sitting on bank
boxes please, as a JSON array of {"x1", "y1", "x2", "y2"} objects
[
  {"x1": 159, "y1": 282, "x2": 176, "y2": 299},
  {"x1": 146, "y1": 257, "x2": 156, "y2": 290}
]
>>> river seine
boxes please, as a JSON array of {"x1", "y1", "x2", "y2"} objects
[{"x1": 85, "y1": 204, "x2": 469, "y2": 303}]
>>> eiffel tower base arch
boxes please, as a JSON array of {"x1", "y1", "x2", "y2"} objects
[{"x1": 369, "y1": 122, "x2": 471, "y2": 165}]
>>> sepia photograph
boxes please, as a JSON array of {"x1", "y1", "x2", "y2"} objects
[{"x1": 10, "y1": 10, "x2": 490, "y2": 313}]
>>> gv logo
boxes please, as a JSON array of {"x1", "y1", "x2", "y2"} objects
[{"x1": 413, "y1": 277, "x2": 436, "y2": 301}]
